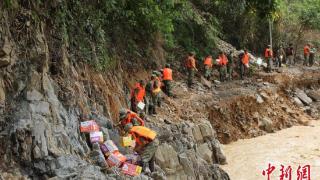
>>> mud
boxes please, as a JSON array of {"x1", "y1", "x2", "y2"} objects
[{"x1": 222, "y1": 120, "x2": 320, "y2": 180}]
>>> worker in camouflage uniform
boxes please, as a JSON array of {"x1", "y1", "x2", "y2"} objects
[
  {"x1": 185, "y1": 52, "x2": 198, "y2": 88},
  {"x1": 218, "y1": 51, "x2": 228, "y2": 82},
  {"x1": 309, "y1": 47, "x2": 316, "y2": 66},
  {"x1": 124, "y1": 123, "x2": 159, "y2": 174},
  {"x1": 226, "y1": 51, "x2": 233, "y2": 80}
]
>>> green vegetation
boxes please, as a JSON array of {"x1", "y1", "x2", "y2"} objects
[{"x1": 2, "y1": 0, "x2": 320, "y2": 70}]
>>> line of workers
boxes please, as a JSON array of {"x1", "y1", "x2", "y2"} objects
[{"x1": 115, "y1": 43, "x2": 316, "y2": 174}]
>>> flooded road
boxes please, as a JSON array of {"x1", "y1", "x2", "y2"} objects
[{"x1": 222, "y1": 121, "x2": 320, "y2": 180}]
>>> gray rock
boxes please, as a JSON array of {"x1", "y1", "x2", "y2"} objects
[
  {"x1": 211, "y1": 164, "x2": 230, "y2": 180},
  {"x1": 211, "y1": 139, "x2": 227, "y2": 165},
  {"x1": 29, "y1": 101, "x2": 50, "y2": 115},
  {"x1": 197, "y1": 143, "x2": 213, "y2": 164},
  {"x1": 192, "y1": 125, "x2": 203, "y2": 143},
  {"x1": 26, "y1": 90, "x2": 43, "y2": 101},
  {"x1": 178, "y1": 153, "x2": 195, "y2": 177},
  {"x1": 201, "y1": 76, "x2": 212, "y2": 88},
  {"x1": 307, "y1": 90, "x2": 320, "y2": 102},
  {"x1": 296, "y1": 90, "x2": 312, "y2": 105},
  {"x1": 293, "y1": 97, "x2": 304, "y2": 107},
  {"x1": 256, "y1": 94, "x2": 264, "y2": 104},
  {"x1": 258, "y1": 117, "x2": 273, "y2": 133},
  {"x1": 155, "y1": 143, "x2": 183, "y2": 174},
  {"x1": 199, "y1": 123, "x2": 216, "y2": 140},
  {"x1": 213, "y1": 80, "x2": 221, "y2": 84}
]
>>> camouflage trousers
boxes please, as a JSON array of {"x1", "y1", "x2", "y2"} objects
[
  {"x1": 163, "y1": 80, "x2": 172, "y2": 97},
  {"x1": 219, "y1": 66, "x2": 227, "y2": 82},
  {"x1": 187, "y1": 68, "x2": 195, "y2": 87},
  {"x1": 204, "y1": 66, "x2": 211, "y2": 79}
]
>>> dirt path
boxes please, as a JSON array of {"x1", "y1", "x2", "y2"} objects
[{"x1": 221, "y1": 121, "x2": 320, "y2": 180}]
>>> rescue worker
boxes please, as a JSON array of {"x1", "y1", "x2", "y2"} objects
[
  {"x1": 240, "y1": 49, "x2": 250, "y2": 80},
  {"x1": 145, "y1": 75, "x2": 156, "y2": 115},
  {"x1": 286, "y1": 43, "x2": 294, "y2": 65},
  {"x1": 124, "y1": 123, "x2": 159, "y2": 174},
  {"x1": 154, "y1": 71, "x2": 162, "y2": 108},
  {"x1": 309, "y1": 47, "x2": 316, "y2": 66},
  {"x1": 185, "y1": 52, "x2": 198, "y2": 88},
  {"x1": 265, "y1": 45, "x2": 273, "y2": 73},
  {"x1": 119, "y1": 108, "x2": 145, "y2": 130},
  {"x1": 218, "y1": 51, "x2": 228, "y2": 82},
  {"x1": 130, "y1": 80, "x2": 145, "y2": 114},
  {"x1": 226, "y1": 51, "x2": 233, "y2": 81},
  {"x1": 277, "y1": 45, "x2": 286, "y2": 67},
  {"x1": 147, "y1": 73, "x2": 161, "y2": 115},
  {"x1": 303, "y1": 44, "x2": 311, "y2": 66},
  {"x1": 203, "y1": 55, "x2": 213, "y2": 80},
  {"x1": 162, "y1": 64, "x2": 173, "y2": 97}
]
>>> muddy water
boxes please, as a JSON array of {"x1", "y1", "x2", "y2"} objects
[{"x1": 222, "y1": 121, "x2": 320, "y2": 180}]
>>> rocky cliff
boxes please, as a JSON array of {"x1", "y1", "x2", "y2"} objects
[{"x1": 0, "y1": 5, "x2": 229, "y2": 180}]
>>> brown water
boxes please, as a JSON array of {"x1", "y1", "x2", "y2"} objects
[{"x1": 222, "y1": 121, "x2": 320, "y2": 180}]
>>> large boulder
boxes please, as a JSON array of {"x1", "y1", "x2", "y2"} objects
[
  {"x1": 296, "y1": 90, "x2": 312, "y2": 105},
  {"x1": 307, "y1": 90, "x2": 320, "y2": 102},
  {"x1": 155, "y1": 143, "x2": 183, "y2": 174},
  {"x1": 258, "y1": 117, "x2": 273, "y2": 133},
  {"x1": 196, "y1": 143, "x2": 213, "y2": 164}
]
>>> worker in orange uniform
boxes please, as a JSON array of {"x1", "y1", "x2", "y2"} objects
[
  {"x1": 265, "y1": 45, "x2": 273, "y2": 73},
  {"x1": 203, "y1": 55, "x2": 213, "y2": 80},
  {"x1": 162, "y1": 63, "x2": 173, "y2": 97},
  {"x1": 218, "y1": 51, "x2": 228, "y2": 82},
  {"x1": 130, "y1": 80, "x2": 146, "y2": 115},
  {"x1": 240, "y1": 49, "x2": 250, "y2": 79},
  {"x1": 303, "y1": 43, "x2": 311, "y2": 66},
  {"x1": 185, "y1": 52, "x2": 198, "y2": 88},
  {"x1": 124, "y1": 123, "x2": 159, "y2": 174},
  {"x1": 119, "y1": 109, "x2": 145, "y2": 129}
]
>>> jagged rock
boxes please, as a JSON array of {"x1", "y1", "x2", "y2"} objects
[
  {"x1": 211, "y1": 139, "x2": 227, "y2": 165},
  {"x1": 26, "y1": 90, "x2": 43, "y2": 101},
  {"x1": 296, "y1": 90, "x2": 312, "y2": 105},
  {"x1": 211, "y1": 164, "x2": 231, "y2": 180},
  {"x1": 293, "y1": 97, "x2": 304, "y2": 107},
  {"x1": 192, "y1": 125, "x2": 203, "y2": 143},
  {"x1": 256, "y1": 94, "x2": 264, "y2": 104},
  {"x1": 197, "y1": 143, "x2": 213, "y2": 164},
  {"x1": 178, "y1": 153, "x2": 195, "y2": 177},
  {"x1": 214, "y1": 80, "x2": 221, "y2": 84},
  {"x1": 307, "y1": 90, "x2": 320, "y2": 102},
  {"x1": 258, "y1": 117, "x2": 273, "y2": 133},
  {"x1": 201, "y1": 76, "x2": 212, "y2": 88},
  {"x1": 199, "y1": 123, "x2": 216, "y2": 140},
  {"x1": 155, "y1": 143, "x2": 183, "y2": 174}
]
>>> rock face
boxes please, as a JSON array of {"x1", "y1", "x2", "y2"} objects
[
  {"x1": 0, "y1": 7, "x2": 229, "y2": 180},
  {"x1": 151, "y1": 121, "x2": 227, "y2": 180}
]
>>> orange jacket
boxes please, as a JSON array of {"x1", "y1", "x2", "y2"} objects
[
  {"x1": 121, "y1": 110, "x2": 145, "y2": 127},
  {"x1": 242, "y1": 53, "x2": 249, "y2": 65},
  {"x1": 162, "y1": 68, "x2": 173, "y2": 81},
  {"x1": 304, "y1": 45, "x2": 310, "y2": 55},
  {"x1": 264, "y1": 48, "x2": 273, "y2": 58},
  {"x1": 218, "y1": 54, "x2": 228, "y2": 66},
  {"x1": 131, "y1": 83, "x2": 145, "y2": 102},
  {"x1": 185, "y1": 56, "x2": 196, "y2": 69},
  {"x1": 203, "y1": 56, "x2": 213, "y2": 67}
]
